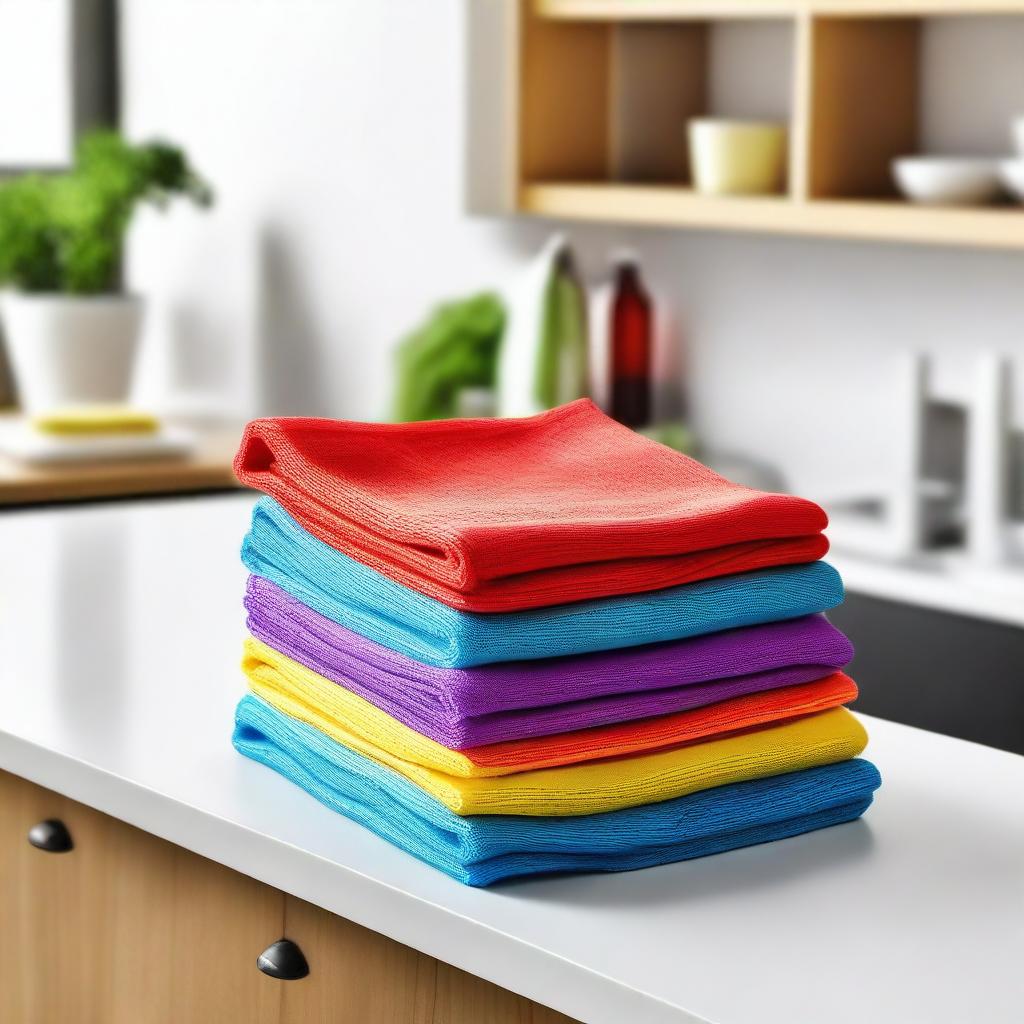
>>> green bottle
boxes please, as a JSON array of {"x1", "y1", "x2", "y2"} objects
[{"x1": 534, "y1": 246, "x2": 589, "y2": 409}]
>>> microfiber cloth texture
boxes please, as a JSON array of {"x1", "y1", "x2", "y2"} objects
[
  {"x1": 233, "y1": 695, "x2": 881, "y2": 886},
  {"x1": 241, "y1": 498, "x2": 844, "y2": 669},
  {"x1": 233, "y1": 400, "x2": 829, "y2": 612},
  {"x1": 243, "y1": 636, "x2": 858, "y2": 776},
  {"x1": 246, "y1": 575, "x2": 853, "y2": 747},
  {"x1": 233, "y1": 681, "x2": 867, "y2": 816}
]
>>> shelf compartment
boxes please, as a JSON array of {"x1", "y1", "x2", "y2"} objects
[
  {"x1": 518, "y1": 15, "x2": 612, "y2": 182},
  {"x1": 807, "y1": 13, "x2": 1024, "y2": 200},
  {"x1": 807, "y1": 17, "x2": 921, "y2": 199},
  {"x1": 520, "y1": 182, "x2": 1024, "y2": 248},
  {"x1": 520, "y1": 9, "x2": 796, "y2": 188}
]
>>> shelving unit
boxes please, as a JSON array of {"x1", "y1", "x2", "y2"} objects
[{"x1": 467, "y1": 0, "x2": 1024, "y2": 249}]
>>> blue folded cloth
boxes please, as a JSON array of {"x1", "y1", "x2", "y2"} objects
[
  {"x1": 233, "y1": 695, "x2": 881, "y2": 887},
  {"x1": 241, "y1": 497, "x2": 844, "y2": 668}
]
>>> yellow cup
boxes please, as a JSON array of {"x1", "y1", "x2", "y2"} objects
[{"x1": 688, "y1": 119, "x2": 788, "y2": 196}]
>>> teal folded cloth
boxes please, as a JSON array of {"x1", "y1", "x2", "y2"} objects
[
  {"x1": 233, "y1": 695, "x2": 881, "y2": 887},
  {"x1": 241, "y1": 497, "x2": 844, "y2": 668}
]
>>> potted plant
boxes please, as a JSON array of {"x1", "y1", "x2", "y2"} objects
[{"x1": 0, "y1": 131, "x2": 212, "y2": 414}]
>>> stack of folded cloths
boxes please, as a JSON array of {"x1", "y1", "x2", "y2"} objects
[{"x1": 232, "y1": 399, "x2": 880, "y2": 887}]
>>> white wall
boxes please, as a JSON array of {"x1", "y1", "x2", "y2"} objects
[
  {"x1": 121, "y1": 1, "x2": 1024, "y2": 497},
  {"x1": 0, "y1": 0, "x2": 73, "y2": 166},
  {"x1": 123, "y1": 0, "x2": 618, "y2": 423}
]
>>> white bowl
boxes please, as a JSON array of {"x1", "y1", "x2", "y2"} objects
[
  {"x1": 999, "y1": 158, "x2": 1024, "y2": 202},
  {"x1": 892, "y1": 157, "x2": 1003, "y2": 206}
]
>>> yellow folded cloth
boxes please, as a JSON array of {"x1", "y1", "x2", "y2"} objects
[
  {"x1": 242, "y1": 639, "x2": 868, "y2": 817},
  {"x1": 33, "y1": 405, "x2": 159, "y2": 435}
]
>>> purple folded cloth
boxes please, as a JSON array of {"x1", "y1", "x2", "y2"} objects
[{"x1": 244, "y1": 575, "x2": 853, "y2": 748}]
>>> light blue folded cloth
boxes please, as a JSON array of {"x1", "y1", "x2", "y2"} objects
[
  {"x1": 241, "y1": 497, "x2": 844, "y2": 668},
  {"x1": 233, "y1": 695, "x2": 881, "y2": 887}
]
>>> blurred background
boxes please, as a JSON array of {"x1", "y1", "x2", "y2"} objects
[{"x1": 1, "y1": 0, "x2": 1022, "y2": 753}]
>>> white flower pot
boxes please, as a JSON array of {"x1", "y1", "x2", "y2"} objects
[{"x1": 0, "y1": 293, "x2": 143, "y2": 414}]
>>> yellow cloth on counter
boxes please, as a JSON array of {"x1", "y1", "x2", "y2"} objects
[
  {"x1": 33, "y1": 405, "x2": 159, "y2": 435},
  {"x1": 242, "y1": 639, "x2": 868, "y2": 817}
]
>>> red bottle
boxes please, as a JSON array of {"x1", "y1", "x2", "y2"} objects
[{"x1": 609, "y1": 253, "x2": 652, "y2": 428}]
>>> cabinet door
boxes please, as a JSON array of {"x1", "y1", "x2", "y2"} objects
[
  {"x1": 154, "y1": 834, "x2": 284, "y2": 1024},
  {"x1": 279, "y1": 894, "x2": 578, "y2": 1024},
  {"x1": 0, "y1": 770, "x2": 283, "y2": 1024},
  {"x1": 0, "y1": 769, "x2": 112, "y2": 1023}
]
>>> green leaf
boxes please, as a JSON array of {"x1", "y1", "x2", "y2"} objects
[{"x1": 0, "y1": 129, "x2": 213, "y2": 295}]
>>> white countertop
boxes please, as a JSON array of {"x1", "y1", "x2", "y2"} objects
[
  {"x1": 0, "y1": 494, "x2": 1021, "y2": 1024},
  {"x1": 830, "y1": 548, "x2": 1024, "y2": 630}
]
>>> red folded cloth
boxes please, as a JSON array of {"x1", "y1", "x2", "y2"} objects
[{"x1": 234, "y1": 399, "x2": 828, "y2": 612}]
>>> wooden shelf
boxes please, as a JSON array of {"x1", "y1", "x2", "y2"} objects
[
  {"x1": 521, "y1": 183, "x2": 1024, "y2": 248},
  {"x1": 468, "y1": 0, "x2": 1024, "y2": 249},
  {"x1": 536, "y1": 0, "x2": 1024, "y2": 19}
]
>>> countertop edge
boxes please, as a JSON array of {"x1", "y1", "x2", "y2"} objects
[{"x1": 0, "y1": 731, "x2": 709, "y2": 1024}]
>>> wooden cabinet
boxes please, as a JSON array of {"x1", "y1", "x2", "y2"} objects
[
  {"x1": 0, "y1": 771, "x2": 577, "y2": 1024},
  {"x1": 279, "y1": 896, "x2": 573, "y2": 1024},
  {"x1": 0, "y1": 769, "x2": 112, "y2": 1023},
  {"x1": 0, "y1": 770, "x2": 282, "y2": 1024}
]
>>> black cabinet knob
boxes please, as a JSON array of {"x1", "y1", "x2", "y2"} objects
[
  {"x1": 257, "y1": 939, "x2": 309, "y2": 980},
  {"x1": 28, "y1": 819, "x2": 74, "y2": 853}
]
